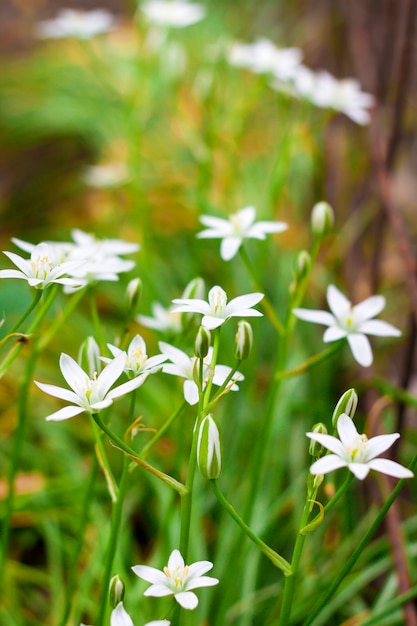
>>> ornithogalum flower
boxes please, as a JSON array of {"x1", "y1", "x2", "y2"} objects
[
  {"x1": 132, "y1": 549, "x2": 218, "y2": 610},
  {"x1": 140, "y1": 0, "x2": 205, "y2": 28},
  {"x1": 35, "y1": 9, "x2": 117, "y2": 39},
  {"x1": 35, "y1": 352, "x2": 147, "y2": 421},
  {"x1": 307, "y1": 413, "x2": 414, "y2": 480},
  {"x1": 0, "y1": 242, "x2": 81, "y2": 290},
  {"x1": 81, "y1": 602, "x2": 170, "y2": 626},
  {"x1": 159, "y1": 342, "x2": 243, "y2": 405},
  {"x1": 293, "y1": 284, "x2": 401, "y2": 367},
  {"x1": 101, "y1": 335, "x2": 168, "y2": 378},
  {"x1": 172, "y1": 285, "x2": 263, "y2": 330},
  {"x1": 197, "y1": 206, "x2": 287, "y2": 261},
  {"x1": 228, "y1": 39, "x2": 302, "y2": 81},
  {"x1": 137, "y1": 302, "x2": 182, "y2": 333}
]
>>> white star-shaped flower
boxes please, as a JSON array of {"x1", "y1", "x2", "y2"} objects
[
  {"x1": 35, "y1": 9, "x2": 117, "y2": 39},
  {"x1": 172, "y1": 285, "x2": 263, "y2": 330},
  {"x1": 159, "y1": 342, "x2": 243, "y2": 405},
  {"x1": 140, "y1": 0, "x2": 205, "y2": 28},
  {"x1": 197, "y1": 206, "x2": 288, "y2": 261},
  {"x1": 101, "y1": 335, "x2": 168, "y2": 378},
  {"x1": 132, "y1": 549, "x2": 218, "y2": 610},
  {"x1": 293, "y1": 284, "x2": 401, "y2": 367},
  {"x1": 137, "y1": 302, "x2": 182, "y2": 333},
  {"x1": 228, "y1": 38, "x2": 302, "y2": 80},
  {"x1": 307, "y1": 413, "x2": 413, "y2": 480},
  {"x1": 81, "y1": 601, "x2": 170, "y2": 626},
  {"x1": 35, "y1": 352, "x2": 147, "y2": 421}
]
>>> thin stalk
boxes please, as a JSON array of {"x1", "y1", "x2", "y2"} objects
[
  {"x1": 91, "y1": 418, "x2": 118, "y2": 502},
  {"x1": 275, "y1": 342, "x2": 343, "y2": 380},
  {"x1": 38, "y1": 288, "x2": 87, "y2": 351},
  {"x1": 139, "y1": 401, "x2": 187, "y2": 459},
  {"x1": 89, "y1": 290, "x2": 106, "y2": 353},
  {"x1": 6, "y1": 290, "x2": 43, "y2": 337}
]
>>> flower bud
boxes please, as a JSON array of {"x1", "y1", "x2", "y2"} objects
[
  {"x1": 308, "y1": 422, "x2": 328, "y2": 458},
  {"x1": 109, "y1": 574, "x2": 125, "y2": 608},
  {"x1": 182, "y1": 277, "x2": 205, "y2": 300},
  {"x1": 126, "y1": 278, "x2": 142, "y2": 312},
  {"x1": 197, "y1": 414, "x2": 222, "y2": 480},
  {"x1": 234, "y1": 321, "x2": 253, "y2": 360},
  {"x1": 332, "y1": 388, "x2": 358, "y2": 428},
  {"x1": 311, "y1": 201, "x2": 334, "y2": 238},
  {"x1": 194, "y1": 326, "x2": 211, "y2": 359},
  {"x1": 78, "y1": 336, "x2": 101, "y2": 378}
]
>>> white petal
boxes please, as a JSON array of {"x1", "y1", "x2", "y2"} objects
[
  {"x1": 226, "y1": 292, "x2": 264, "y2": 315},
  {"x1": 168, "y1": 549, "x2": 185, "y2": 570},
  {"x1": 186, "y1": 576, "x2": 219, "y2": 590},
  {"x1": 220, "y1": 237, "x2": 242, "y2": 261},
  {"x1": 201, "y1": 315, "x2": 225, "y2": 329},
  {"x1": 347, "y1": 333, "x2": 373, "y2": 367},
  {"x1": 327, "y1": 285, "x2": 350, "y2": 317},
  {"x1": 45, "y1": 405, "x2": 85, "y2": 421},
  {"x1": 188, "y1": 560, "x2": 213, "y2": 578},
  {"x1": 359, "y1": 320, "x2": 401, "y2": 337},
  {"x1": 96, "y1": 353, "x2": 125, "y2": 397},
  {"x1": 2, "y1": 251, "x2": 31, "y2": 275},
  {"x1": 292, "y1": 308, "x2": 335, "y2": 326},
  {"x1": 306, "y1": 432, "x2": 346, "y2": 457},
  {"x1": 159, "y1": 342, "x2": 191, "y2": 370},
  {"x1": 336, "y1": 414, "x2": 359, "y2": 449},
  {"x1": 132, "y1": 564, "x2": 167, "y2": 585},
  {"x1": 365, "y1": 433, "x2": 399, "y2": 460},
  {"x1": 107, "y1": 374, "x2": 148, "y2": 400},
  {"x1": 174, "y1": 591, "x2": 198, "y2": 610},
  {"x1": 366, "y1": 458, "x2": 414, "y2": 478},
  {"x1": 198, "y1": 215, "x2": 230, "y2": 233},
  {"x1": 354, "y1": 295, "x2": 385, "y2": 321},
  {"x1": 309, "y1": 455, "x2": 347, "y2": 474},
  {"x1": 237, "y1": 206, "x2": 256, "y2": 228},
  {"x1": 59, "y1": 353, "x2": 88, "y2": 392},
  {"x1": 323, "y1": 326, "x2": 347, "y2": 342},
  {"x1": 145, "y1": 621, "x2": 171, "y2": 626},
  {"x1": 171, "y1": 299, "x2": 211, "y2": 315},
  {"x1": 34, "y1": 381, "x2": 81, "y2": 405},
  {"x1": 0, "y1": 269, "x2": 28, "y2": 280},
  {"x1": 347, "y1": 463, "x2": 370, "y2": 480},
  {"x1": 248, "y1": 221, "x2": 288, "y2": 238},
  {"x1": 110, "y1": 602, "x2": 134, "y2": 626},
  {"x1": 183, "y1": 380, "x2": 199, "y2": 405},
  {"x1": 144, "y1": 584, "x2": 173, "y2": 598}
]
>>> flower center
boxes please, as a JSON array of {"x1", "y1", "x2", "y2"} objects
[
  {"x1": 208, "y1": 286, "x2": 227, "y2": 314},
  {"x1": 130, "y1": 345, "x2": 148, "y2": 369},
  {"x1": 31, "y1": 255, "x2": 54, "y2": 280},
  {"x1": 347, "y1": 433, "x2": 368, "y2": 462},
  {"x1": 84, "y1": 372, "x2": 98, "y2": 402},
  {"x1": 164, "y1": 564, "x2": 189, "y2": 590}
]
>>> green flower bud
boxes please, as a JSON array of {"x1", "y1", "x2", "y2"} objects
[
  {"x1": 311, "y1": 201, "x2": 334, "y2": 238},
  {"x1": 197, "y1": 414, "x2": 222, "y2": 480},
  {"x1": 332, "y1": 388, "x2": 358, "y2": 428},
  {"x1": 109, "y1": 574, "x2": 125, "y2": 608},
  {"x1": 234, "y1": 321, "x2": 253, "y2": 360},
  {"x1": 194, "y1": 326, "x2": 211, "y2": 359},
  {"x1": 126, "y1": 277, "x2": 142, "y2": 312},
  {"x1": 294, "y1": 250, "x2": 311, "y2": 283},
  {"x1": 78, "y1": 336, "x2": 101, "y2": 378},
  {"x1": 308, "y1": 422, "x2": 328, "y2": 458},
  {"x1": 182, "y1": 277, "x2": 205, "y2": 300}
]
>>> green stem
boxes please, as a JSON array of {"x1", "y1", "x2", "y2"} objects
[
  {"x1": 207, "y1": 359, "x2": 242, "y2": 407},
  {"x1": 91, "y1": 418, "x2": 119, "y2": 502},
  {"x1": 6, "y1": 290, "x2": 43, "y2": 337},
  {"x1": 89, "y1": 290, "x2": 106, "y2": 352},
  {"x1": 239, "y1": 247, "x2": 284, "y2": 335},
  {"x1": 139, "y1": 401, "x2": 187, "y2": 459},
  {"x1": 304, "y1": 454, "x2": 417, "y2": 626},
  {"x1": 38, "y1": 288, "x2": 87, "y2": 351},
  {"x1": 275, "y1": 342, "x2": 343, "y2": 381},
  {"x1": 211, "y1": 481, "x2": 291, "y2": 575}
]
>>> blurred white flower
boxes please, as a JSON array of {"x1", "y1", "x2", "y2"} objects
[
  {"x1": 293, "y1": 284, "x2": 401, "y2": 367},
  {"x1": 35, "y1": 352, "x2": 147, "y2": 421},
  {"x1": 132, "y1": 549, "x2": 218, "y2": 610},
  {"x1": 307, "y1": 413, "x2": 413, "y2": 480},
  {"x1": 140, "y1": 0, "x2": 206, "y2": 28},
  {"x1": 197, "y1": 206, "x2": 287, "y2": 261},
  {"x1": 81, "y1": 602, "x2": 170, "y2": 626},
  {"x1": 0, "y1": 242, "x2": 81, "y2": 290},
  {"x1": 35, "y1": 9, "x2": 117, "y2": 40},
  {"x1": 137, "y1": 302, "x2": 182, "y2": 333},
  {"x1": 290, "y1": 66, "x2": 375, "y2": 125},
  {"x1": 82, "y1": 163, "x2": 129, "y2": 188},
  {"x1": 101, "y1": 335, "x2": 168, "y2": 378},
  {"x1": 228, "y1": 38, "x2": 302, "y2": 80},
  {"x1": 172, "y1": 285, "x2": 263, "y2": 330},
  {"x1": 159, "y1": 342, "x2": 243, "y2": 405}
]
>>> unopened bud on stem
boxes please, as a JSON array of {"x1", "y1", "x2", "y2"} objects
[
  {"x1": 194, "y1": 326, "x2": 211, "y2": 359},
  {"x1": 308, "y1": 422, "x2": 327, "y2": 458},
  {"x1": 126, "y1": 278, "x2": 142, "y2": 312},
  {"x1": 332, "y1": 388, "x2": 358, "y2": 428},
  {"x1": 311, "y1": 201, "x2": 334, "y2": 239},
  {"x1": 109, "y1": 574, "x2": 125, "y2": 608},
  {"x1": 197, "y1": 414, "x2": 222, "y2": 480},
  {"x1": 234, "y1": 321, "x2": 253, "y2": 360}
]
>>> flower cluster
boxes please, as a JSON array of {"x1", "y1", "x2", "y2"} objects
[
  {"x1": 35, "y1": 9, "x2": 117, "y2": 39},
  {"x1": 140, "y1": 0, "x2": 206, "y2": 28}
]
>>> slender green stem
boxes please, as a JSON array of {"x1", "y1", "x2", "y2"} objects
[
  {"x1": 203, "y1": 329, "x2": 220, "y2": 404},
  {"x1": 239, "y1": 247, "x2": 284, "y2": 335},
  {"x1": 304, "y1": 454, "x2": 417, "y2": 626},
  {"x1": 91, "y1": 418, "x2": 119, "y2": 502},
  {"x1": 275, "y1": 342, "x2": 343, "y2": 381},
  {"x1": 360, "y1": 584, "x2": 417, "y2": 626},
  {"x1": 38, "y1": 288, "x2": 87, "y2": 351},
  {"x1": 139, "y1": 401, "x2": 187, "y2": 459},
  {"x1": 211, "y1": 481, "x2": 291, "y2": 575},
  {"x1": 58, "y1": 456, "x2": 98, "y2": 626},
  {"x1": 6, "y1": 290, "x2": 43, "y2": 337},
  {"x1": 89, "y1": 290, "x2": 106, "y2": 352},
  {"x1": 207, "y1": 359, "x2": 242, "y2": 407}
]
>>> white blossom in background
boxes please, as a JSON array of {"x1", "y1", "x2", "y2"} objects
[
  {"x1": 132, "y1": 549, "x2": 218, "y2": 610},
  {"x1": 172, "y1": 285, "x2": 264, "y2": 330},
  {"x1": 101, "y1": 335, "x2": 168, "y2": 378},
  {"x1": 291, "y1": 66, "x2": 375, "y2": 125},
  {"x1": 137, "y1": 302, "x2": 182, "y2": 333},
  {"x1": 0, "y1": 242, "x2": 81, "y2": 290},
  {"x1": 81, "y1": 602, "x2": 170, "y2": 626},
  {"x1": 197, "y1": 206, "x2": 288, "y2": 261},
  {"x1": 159, "y1": 342, "x2": 243, "y2": 405},
  {"x1": 228, "y1": 38, "x2": 303, "y2": 81},
  {"x1": 293, "y1": 284, "x2": 401, "y2": 367},
  {"x1": 140, "y1": 0, "x2": 206, "y2": 28},
  {"x1": 35, "y1": 352, "x2": 147, "y2": 421},
  {"x1": 307, "y1": 413, "x2": 414, "y2": 480},
  {"x1": 82, "y1": 163, "x2": 129, "y2": 188},
  {"x1": 35, "y1": 9, "x2": 117, "y2": 39}
]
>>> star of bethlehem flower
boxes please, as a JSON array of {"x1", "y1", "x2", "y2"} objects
[
  {"x1": 228, "y1": 38, "x2": 303, "y2": 81},
  {"x1": 132, "y1": 549, "x2": 218, "y2": 610},
  {"x1": 35, "y1": 352, "x2": 147, "y2": 421},
  {"x1": 172, "y1": 285, "x2": 263, "y2": 330},
  {"x1": 293, "y1": 284, "x2": 401, "y2": 367},
  {"x1": 81, "y1": 602, "x2": 170, "y2": 626},
  {"x1": 307, "y1": 413, "x2": 414, "y2": 480},
  {"x1": 197, "y1": 206, "x2": 288, "y2": 261},
  {"x1": 35, "y1": 9, "x2": 117, "y2": 39},
  {"x1": 137, "y1": 302, "x2": 182, "y2": 333},
  {"x1": 159, "y1": 342, "x2": 243, "y2": 405},
  {"x1": 0, "y1": 242, "x2": 82, "y2": 290},
  {"x1": 101, "y1": 335, "x2": 168, "y2": 378},
  {"x1": 140, "y1": 0, "x2": 206, "y2": 28}
]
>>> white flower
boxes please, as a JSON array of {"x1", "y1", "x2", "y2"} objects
[
  {"x1": 293, "y1": 284, "x2": 401, "y2": 367},
  {"x1": 172, "y1": 285, "x2": 263, "y2": 330},
  {"x1": 197, "y1": 206, "x2": 288, "y2": 261},
  {"x1": 82, "y1": 602, "x2": 170, "y2": 626},
  {"x1": 0, "y1": 242, "x2": 81, "y2": 290},
  {"x1": 307, "y1": 413, "x2": 414, "y2": 480},
  {"x1": 137, "y1": 302, "x2": 182, "y2": 333},
  {"x1": 35, "y1": 9, "x2": 117, "y2": 39},
  {"x1": 132, "y1": 549, "x2": 218, "y2": 610},
  {"x1": 228, "y1": 38, "x2": 302, "y2": 80},
  {"x1": 101, "y1": 335, "x2": 168, "y2": 378},
  {"x1": 35, "y1": 352, "x2": 147, "y2": 421},
  {"x1": 159, "y1": 342, "x2": 243, "y2": 405},
  {"x1": 292, "y1": 66, "x2": 375, "y2": 125},
  {"x1": 140, "y1": 0, "x2": 205, "y2": 28},
  {"x1": 82, "y1": 163, "x2": 129, "y2": 188}
]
